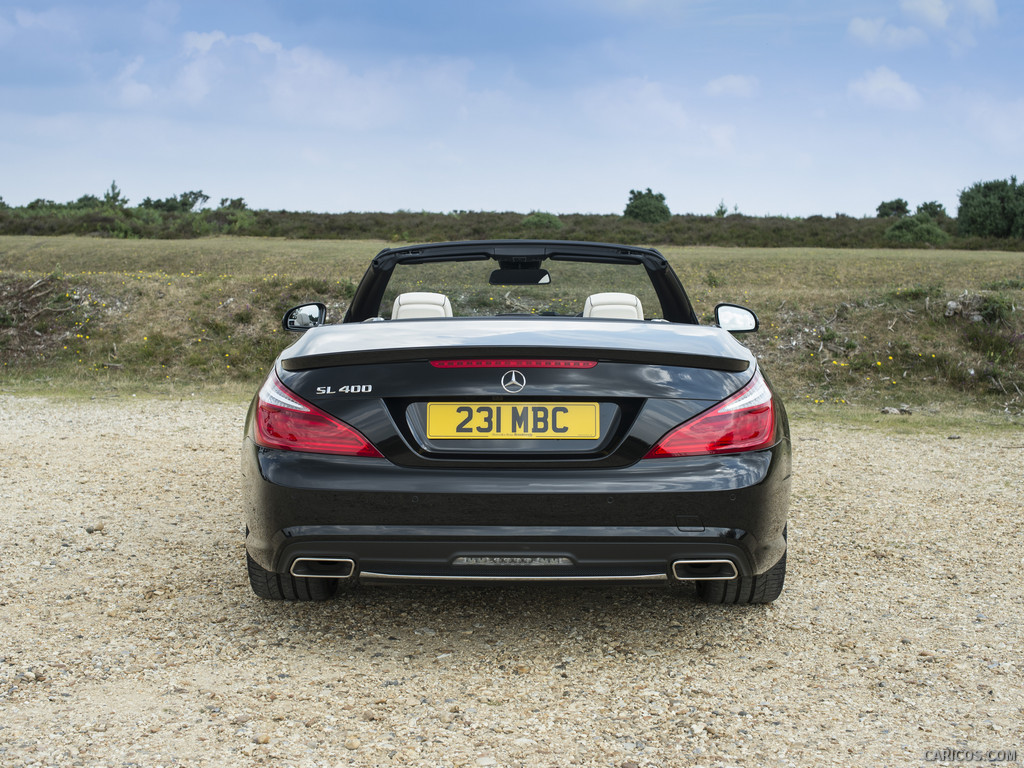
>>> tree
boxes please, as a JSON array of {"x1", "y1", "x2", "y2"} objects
[
  {"x1": 139, "y1": 190, "x2": 210, "y2": 213},
  {"x1": 72, "y1": 194, "x2": 103, "y2": 210},
  {"x1": 178, "y1": 190, "x2": 210, "y2": 212},
  {"x1": 957, "y1": 177, "x2": 1024, "y2": 238},
  {"x1": 103, "y1": 181, "x2": 129, "y2": 209},
  {"x1": 916, "y1": 201, "x2": 947, "y2": 220},
  {"x1": 876, "y1": 198, "x2": 909, "y2": 218},
  {"x1": 623, "y1": 188, "x2": 671, "y2": 223}
]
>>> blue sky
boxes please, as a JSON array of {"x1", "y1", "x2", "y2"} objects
[{"x1": 1, "y1": 0, "x2": 1021, "y2": 216}]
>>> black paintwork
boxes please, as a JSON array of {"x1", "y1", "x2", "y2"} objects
[
  {"x1": 242, "y1": 435, "x2": 791, "y2": 577},
  {"x1": 280, "y1": 317, "x2": 752, "y2": 373},
  {"x1": 243, "y1": 240, "x2": 791, "y2": 588},
  {"x1": 278, "y1": 360, "x2": 752, "y2": 468}
]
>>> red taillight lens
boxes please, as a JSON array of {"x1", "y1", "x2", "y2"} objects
[
  {"x1": 644, "y1": 371, "x2": 776, "y2": 458},
  {"x1": 254, "y1": 374, "x2": 383, "y2": 458},
  {"x1": 430, "y1": 359, "x2": 597, "y2": 369}
]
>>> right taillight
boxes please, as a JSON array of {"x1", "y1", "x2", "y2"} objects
[
  {"x1": 644, "y1": 371, "x2": 776, "y2": 458},
  {"x1": 254, "y1": 373, "x2": 383, "y2": 458}
]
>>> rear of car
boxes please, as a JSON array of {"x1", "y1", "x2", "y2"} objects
[{"x1": 242, "y1": 311, "x2": 791, "y2": 604}]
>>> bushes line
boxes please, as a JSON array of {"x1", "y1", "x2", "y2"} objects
[{"x1": 1, "y1": 182, "x2": 1022, "y2": 249}]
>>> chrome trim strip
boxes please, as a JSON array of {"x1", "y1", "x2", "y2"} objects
[
  {"x1": 358, "y1": 571, "x2": 668, "y2": 582},
  {"x1": 671, "y1": 559, "x2": 739, "y2": 581},
  {"x1": 290, "y1": 557, "x2": 356, "y2": 579}
]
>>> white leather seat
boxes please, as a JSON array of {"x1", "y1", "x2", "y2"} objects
[
  {"x1": 391, "y1": 292, "x2": 453, "y2": 319},
  {"x1": 582, "y1": 292, "x2": 644, "y2": 320}
]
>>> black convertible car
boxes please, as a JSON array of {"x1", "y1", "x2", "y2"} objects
[{"x1": 242, "y1": 240, "x2": 791, "y2": 604}]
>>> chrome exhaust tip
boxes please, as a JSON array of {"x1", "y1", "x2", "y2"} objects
[
  {"x1": 289, "y1": 557, "x2": 356, "y2": 579},
  {"x1": 671, "y1": 559, "x2": 738, "y2": 581}
]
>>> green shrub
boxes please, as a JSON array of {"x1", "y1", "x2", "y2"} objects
[
  {"x1": 981, "y1": 277, "x2": 1024, "y2": 290},
  {"x1": 957, "y1": 177, "x2": 1024, "y2": 238},
  {"x1": 884, "y1": 213, "x2": 950, "y2": 245},
  {"x1": 623, "y1": 188, "x2": 671, "y2": 223},
  {"x1": 521, "y1": 211, "x2": 563, "y2": 229},
  {"x1": 883, "y1": 283, "x2": 942, "y2": 302},
  {"x1": 976, "y1": 293, "x2": 1015, "y2": 325}
]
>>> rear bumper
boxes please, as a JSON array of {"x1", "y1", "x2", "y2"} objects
[
  {"x1": 242, "y1": 437, "x2": 791, "y2": 581},
  {"x1": 270, "y1": 525, "x2": 759, "y2": 583}
]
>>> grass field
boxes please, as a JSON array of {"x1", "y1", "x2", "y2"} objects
[{"x1": 1, "y1": 235, "x2": 1022, "y2": 420}]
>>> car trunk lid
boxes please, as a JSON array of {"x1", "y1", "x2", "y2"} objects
[{"x1": 276, "y1": 318, "x2": 754, "y2": 467}]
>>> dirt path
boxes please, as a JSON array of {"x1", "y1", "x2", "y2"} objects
[{"x1": 1, "y1": 396, "x2": 1021, "y2": 767}]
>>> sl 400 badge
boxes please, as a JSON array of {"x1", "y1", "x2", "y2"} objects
[{"x1": 315, "y1": 384, "x2": 373, "y2": 395}]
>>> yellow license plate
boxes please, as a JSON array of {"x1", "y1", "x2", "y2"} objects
[{"x1": 426, "y1": 402, "x2": 599, "y2": 439}]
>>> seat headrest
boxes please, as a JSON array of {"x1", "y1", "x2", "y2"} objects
[
  {"x1": 582, "y1": 292, "x2": 644, "y2": 320},
  {"x1": 391, "y1": 292, "x2": 453, "y2": 319}
]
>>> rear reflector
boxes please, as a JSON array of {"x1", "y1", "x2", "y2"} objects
[
  {"x1": 254, "y1": 374, "x2": 383, "y2": 457},
  {"x1": 644, "y1": 371, "x2": 776, "y2": 458},
  {"x1": 430, "y1": 359, "x2": 597, "y2": 369}
]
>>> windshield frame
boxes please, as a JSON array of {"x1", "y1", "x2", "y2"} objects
[{"x1": 343, "y1": 240, "x2": 698, "y2": 324}]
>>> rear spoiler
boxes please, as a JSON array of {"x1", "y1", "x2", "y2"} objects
[{"x1": 281, "y1": 346, "x2": 750, "y2": 373}]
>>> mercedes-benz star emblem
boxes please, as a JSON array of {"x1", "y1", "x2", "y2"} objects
[{"x1": 501, "y1": 370, "x2": 526, "y2": 394}]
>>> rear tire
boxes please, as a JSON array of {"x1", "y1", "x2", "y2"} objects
[
  {"x1": 246, "y1": 551, "x2": 340, "y2": 602},
  {"x1": 696, "y1": 548, "x2": 786, "y2": 605}
]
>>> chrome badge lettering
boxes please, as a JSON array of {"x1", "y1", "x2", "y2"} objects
[{"x1": 316, "y1": 384, "x2": 373, "y2": 395}]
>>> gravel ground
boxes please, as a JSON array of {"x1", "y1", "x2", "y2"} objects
[{"x1": 0, "y1": 394, "x2": 1021, "y2": 768}]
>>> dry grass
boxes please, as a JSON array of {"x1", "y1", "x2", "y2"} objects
[{"x1": 1, "y1": 237, "x2": 1021, "y2": 417}]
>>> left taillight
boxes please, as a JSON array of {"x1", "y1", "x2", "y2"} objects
[
  {"x1": 644, "y1": 370, "x2": 776, "y2": 458},
  {"x1": 253, "y1": 373, "x2": 383, "y2": 458}
]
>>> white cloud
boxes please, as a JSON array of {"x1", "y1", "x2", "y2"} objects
[
  {"x1": 261, "y1": 46, "x2": 407, "y2": 130},
  {"x1": 849, "y1": 67, "x2": 923, "y2": 110},
  {"x1": 900, "y1": 0, "x2": 951, "y2": 27},
  {"x1": 141, "y1": 0, "x2": 180, "y2": 39},
  {"x1": 962, "y1": 0, "x2": 997, "y2": 24},
  {"x1": 116, "y1": 30, "x2": 484, "y2": 133},
  {"x1": 848, "y1": 17, "x2": 927, "y2": 48},
  {"x1": 239, "y1": 32, "x2": 283, "y2": 55},
  {"x1": 705, "y1": 75, "x2": 758, "y2": 98},
  {"x1": 577, "y1": 78, "x2": 688, "y2": 133},
  {"x1": 896, "y1": 0, "x2": 999, "y2": 52},
  {"x1": 963, "y1": 95, "x2": 1024, "y2": 152},
  {"x1": 116, "y1": 57, "x2": 152, "y2": 106},
  {"x1": 851, "y1": 0, "x2": 1000, "y2": 54},
  {"x1": 183, "y1": 30, "x2": 227, "y2": 55},
  {"x1": 13, "y1": 7, "x2": 79, "y2": 36}
]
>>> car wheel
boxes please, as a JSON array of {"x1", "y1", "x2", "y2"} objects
[
  {"x1": 246, "y1": 551, "x2": 341, "y2": 602},
  {"x1": 696, "y1": 526, "x2": 787, "y2": 605},
  {"x1": 695, "y1": 549, "x2": 786, "y2": 604}
]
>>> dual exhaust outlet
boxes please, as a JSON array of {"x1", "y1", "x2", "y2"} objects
[
  {"x1": 670, "y1": 559, "x2": 738, "y2": 581},
  {"x1": 290, "y1": 557, "x2": 355, "y2": 579},
  {"x1": 289, "y1": 557, "x2": 738, "y2": 582}
]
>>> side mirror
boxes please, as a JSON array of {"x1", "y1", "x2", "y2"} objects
[
  {"x1": 283, "y1": 302, "x2": 327, "y2": 332},
  {"x1": 714, "y1": 303, "x2": 758, "y2": 333}
]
